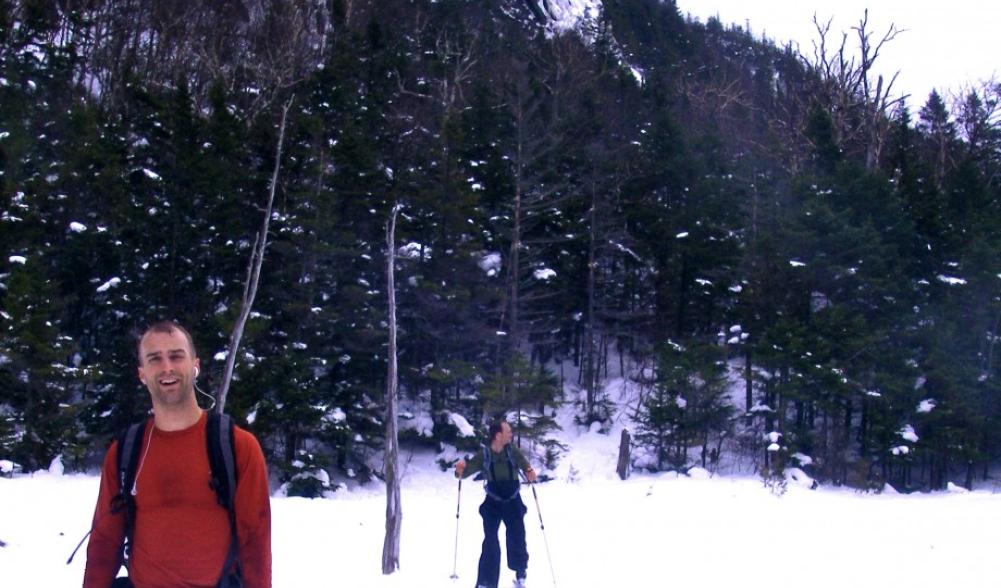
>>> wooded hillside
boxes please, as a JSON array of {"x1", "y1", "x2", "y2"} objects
[{"x1": 2, "y1": 0, "x2": 999, "y2": 493}]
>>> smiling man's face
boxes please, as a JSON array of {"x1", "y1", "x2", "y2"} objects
[{"x1": 138, "y1": 328, "x2": 199, "y2": 410}]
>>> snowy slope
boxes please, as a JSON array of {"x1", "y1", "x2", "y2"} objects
[{"x1": 538, "y1": 0, "x2": 604, "y2": 32}]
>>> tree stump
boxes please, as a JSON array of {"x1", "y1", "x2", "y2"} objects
[{"x1": 616, "y1": 428, "x2": 631, "y2": 480}]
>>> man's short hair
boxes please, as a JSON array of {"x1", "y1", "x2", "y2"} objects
[
  {"x1": 137, "y1": 320, "x2": 197, "y2": 365},
  {"x1": 487, "y1": 419, "x2": 508, "y2": 444}
]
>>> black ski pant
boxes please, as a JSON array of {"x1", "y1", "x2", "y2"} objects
[{"x1": 476, "y1": 495, "x2": 528, "y2": 588}]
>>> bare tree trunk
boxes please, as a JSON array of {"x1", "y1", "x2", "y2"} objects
[
  {"x1": 618, "y1": 339, "x2": 625, "y2": 379},
  {"x1": 584, "y1": 177, "x2": 598, "y2": 419},
  {"x1": 744, "y1": 347, "x2": 753, "y2": 417},
  {"x1": 382, "y1": 204, "x2": 403, "y2": 574},
  {"x1": 217, "y1": 96, "x2": 293, "y2": 412},
  {"x1": 616, "y1": 428, "x2": 631, "y2": 480},
  {"x1": 805, "y1": 11, "x2": 904, "y2": 172},
  {"x1": 507, "y1": 100, "x2": 525, "y2": 351},
  {"x1": 984, "y1": 305, "x2": 1001, "y2": 376},
  {"x1": 494, "y1": 91, "x2": 526, "y2": 396}
]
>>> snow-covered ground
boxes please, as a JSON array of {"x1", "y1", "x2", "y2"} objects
[
  {"x1": 2, "y1": 427, "x2": 1001, "y2": 588},
  {"x1": 2, "y1": 367, "x2": 998, "y2": 586}
]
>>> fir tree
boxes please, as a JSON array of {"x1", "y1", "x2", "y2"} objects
[{"x1": 634, "y1": 340, "x2": 733, "y2": 472}]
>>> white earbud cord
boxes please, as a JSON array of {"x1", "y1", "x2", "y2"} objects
[
  {"x1": 131, "y1": 424, "x2": 154, "y2": 496},
  {"x1": 195, "y1": 382, "x2": 217, "y2": 412}
]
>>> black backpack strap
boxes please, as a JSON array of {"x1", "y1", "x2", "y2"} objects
[
  {"x1": 483, "y1": 445, "x2": 494, "y2": 482},
  {"x1": 504, "y1": 444, "x2": 517, "y2": 473},
  {"x1": 481, "y1": 445, "x2": 520, "y2": 483},
  {"x1": 483, "y1": 444, "x2": 521, "y2": 502},
  {"x1": 207, "y1": 413, "x2": 241, "y2": 586},
  {"x1": 207, "y1": 413, "x2": 237, "y2": 509},
  {"x1": 110, "y1": 414, "x2": 241, "y2": 585},
  {"x1": 116, "y1": 422, "x2": 144, "y2": 496},
  {"x1": 113, "y1": 418, "x2": 150, "y2": 572}
]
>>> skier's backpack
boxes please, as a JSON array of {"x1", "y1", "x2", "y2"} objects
[
  {"x1": 481, "y1": 444, "x2": 520, "y2": 501},
  {"x1": 112, "y1": 412, "x2": 242, "y2": 588}
]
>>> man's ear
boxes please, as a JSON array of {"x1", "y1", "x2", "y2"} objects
[{"x1": 138, "y1": 367, "x2": 146, "y2": 385}]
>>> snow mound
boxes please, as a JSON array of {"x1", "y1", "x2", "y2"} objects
[
  {"x1": 687, "y1": 466, "x2": 711, "y2": 479},
  {"x1": 785, "y1": 467, "x2": 816, "y2": 489},
  {"x1": 947, "y1": 482, "x2": 969, "y2": 494},
  {"x1": 448, "y1": 411, "x2": 476, "y2": 437}
]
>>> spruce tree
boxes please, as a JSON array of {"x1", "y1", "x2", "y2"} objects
[{"x1": 634, "y1": 340, "x2": 733, "y2": 472}]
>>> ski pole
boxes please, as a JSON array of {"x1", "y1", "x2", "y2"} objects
[
  {"x1": 521, "y1": 471, "x2": 557, "y2": 588},
  {"x1": 66, "y1": 529, "x2": 91, "y2": 564},
  {"x1": 450, "y1": 478, "x2": 462, "y2": 580}
]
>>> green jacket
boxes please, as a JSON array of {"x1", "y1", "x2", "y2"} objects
[{"x1": 460, "y1": 443, "x2": 530, "y2": 482}]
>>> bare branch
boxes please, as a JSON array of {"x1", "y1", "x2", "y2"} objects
[{"x1": 217, "y1": 96, "x2": 294, "y2": 412}]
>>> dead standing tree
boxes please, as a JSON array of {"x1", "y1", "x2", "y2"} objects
[
  {"x1": 60, "y1": 1, "x2": 327, "y2": 113},
  {"x1": 213, "y1": 3, "x2": 324, "y2": 413},
  {"x1": 382, "y1": 204, "x2": 403, "y2": 574},
  {"x1": 853, "y1": 11, "x2": 907, "y2": 170},
  {"x1": 216, "y1": 96, "x2": 294, "y2": 413},
  {"x1": 803, "y1": 11, "x2": 906, "y2": 171}
]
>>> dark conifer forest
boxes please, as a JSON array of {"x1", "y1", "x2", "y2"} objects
[{"x1": 2, "y1": 0, "x2": 1000, "y2": 493}]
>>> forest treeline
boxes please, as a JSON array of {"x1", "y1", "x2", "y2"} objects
[{"x1": 1, "y1": 0, "x2": 1000, "y2": 493}]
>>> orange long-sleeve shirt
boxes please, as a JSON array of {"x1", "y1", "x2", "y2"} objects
[{"x1": 83, "y1": 412, "x2": 272, "y2": 588}]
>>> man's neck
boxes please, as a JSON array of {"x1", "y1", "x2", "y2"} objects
[
  {"x1": 490, "y1": 440, "x2": 507, "y2": 453},
  {"x1": 153, "y1": 400, "x2": 203, "y2": 431}
]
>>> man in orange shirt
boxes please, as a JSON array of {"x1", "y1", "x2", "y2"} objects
[{"x1": 83, "y1": 321, "x2": 272, "y2": 588}]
